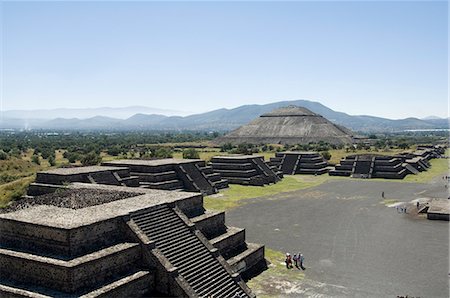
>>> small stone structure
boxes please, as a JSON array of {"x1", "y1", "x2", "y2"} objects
[
  {"x1": 329, "y1": 154, "x2": 415, "y2": 179},
  {"x1": 210, "y1": 155, "x2": 282, "y2": 186},
  {"x1": 329, "y1": 145, "x2": 447, "y2": 180},
  {"x1": 28, "y1": 159, "x2": 228, "y2": 197},
  {"x1": 0, "y1": 183, "x2": 265, "y2": 297},
  {"x1": 28, "y1": 166, "x2": 140, "y2": 197},
  {"x1": 425, "y1": 199, "x2": 450, "y2": 221},
  {"x1": 269, "y1": 151, "x2": 330, "y2": 175},
  {"x1": 103, "y1": 159, "x2": 228, "y2": 195}
]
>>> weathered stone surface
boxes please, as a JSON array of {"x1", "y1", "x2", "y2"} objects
[{"x1": 215, "y1": 106, "x2": 354, "y2": 145}]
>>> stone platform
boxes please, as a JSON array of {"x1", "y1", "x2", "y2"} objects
[
  {"x1": 329, "y1": 154, "x2": 417, "y2": 179},
  {"x1": 103, "y1": 159, "x2": 228, "y2": 195},
  {"x1": 269, "y1": 151, "x2": 330, "y2": 175},
  {"x1": 425, "y1": 198, "x2": 450, "y2": 221},
  {"x1": 210, "y1": 155, "x2": 282, "y2": 186},
  {"x1": 0, "y1": 183, "x2": 264, "y2": 297}
]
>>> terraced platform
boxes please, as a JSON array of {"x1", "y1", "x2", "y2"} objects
[
  {"x1": 210, "y1": 155, "x2": 281, "y2": 186},
  {"x1": 270, "y1": 151, "x2": 330, "y2": 175},
  {"x1": 0, "y1": 183, "x2": 263, "y2": 297}
]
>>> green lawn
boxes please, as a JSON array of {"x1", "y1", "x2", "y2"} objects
[
  {"x1": 402, "y1": 156, "x2": 449, "y2": 184},
  {"x1": 204, "y1": 175, "x2": 343, "y2": 211}
]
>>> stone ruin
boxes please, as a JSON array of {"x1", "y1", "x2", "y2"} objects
[
  {"x1": 28, "y1": 159, "x2": 228, "y2": 197},
  {"x1": 215, "y1": 106, "x2": 355, "y2": 145},
  {"x1": 103, "y1": 159, "x2": 228, "y2": 195},
  {"x1": 269, "y1": 151, "x2": 330, "y2": 175},
  {"x1": 329, "y1": 146, "x2": 446, "y2": 180},
  {"x1": 0, "y1": 182, "x2": 265, "y2": 297},
  {"x1": 210, "y1": 155, "x2": 282, "y2": 186}
]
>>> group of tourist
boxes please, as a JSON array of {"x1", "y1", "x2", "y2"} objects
[{"x1": 285, "y1": 252, "x2": 305, "y2": 270}]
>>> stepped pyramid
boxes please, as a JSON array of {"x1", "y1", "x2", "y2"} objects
[{"x1": 216, "y1": 105, "x2": 354, "y2": 145}]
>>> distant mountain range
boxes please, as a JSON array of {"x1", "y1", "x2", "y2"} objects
[
  {"x1": 2, "y1": 106, "x2": 188, "y2": 120},
  {"x1": 1, "y1": 100, "x2": 448, "y2": 133}
]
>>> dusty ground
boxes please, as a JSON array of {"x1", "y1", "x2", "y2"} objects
[{"x1": 228, "y1": 176, "x2": 449, "y2": 297}]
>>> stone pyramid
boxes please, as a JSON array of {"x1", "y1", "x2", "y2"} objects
[{"x1": 216, "y1": 105, "x2": 354, "y2": 145}]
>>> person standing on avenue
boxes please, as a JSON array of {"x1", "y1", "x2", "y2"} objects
[{"x1": 299, "y1": 253, "x2": 306, "y2": 270}]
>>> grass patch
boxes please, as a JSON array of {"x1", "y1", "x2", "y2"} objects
[
  {"x1": 402, "y1": 158, "x2": 449, "y2": 184},
  {"x1": 204, "y1": 175, "x2": 341, "y2": 211},
  {"x1": 381, "y1": 199, "x2": 399, "y2": 206},
  {"x1": 0, "y1": 176, "x2": 35, "y2": 207},
  {"x1": 247, "y1": 248, "x2": 305, "y2": 297}
]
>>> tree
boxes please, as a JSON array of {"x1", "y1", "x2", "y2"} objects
[
  {"x1": 220, "y1": 143, "x2": 233, "y2": 152},
  {"x1": 0, "y1": 150, "x2": 8, "y2": 160},
  {"x1": 153, "y1": 148, "x2": 173, "y2": 159},
  {"x1": 320, "y1": 151, "x2": 332, "y2": 160},
  {"x1": 48, "y1": 155, "x2": 56, "y2": 166},
  {"x1": 31, "y1": 154, "x2": 40, "y2": 165},
  {"x1": 183, "y1": 148, "x2": 200, "y2": 159},
  {"x1": 81, "y1": 151, "x2": 102, "y2": 166}
]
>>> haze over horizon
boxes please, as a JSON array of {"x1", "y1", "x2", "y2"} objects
[{"x1": 2, "y1": 1, "x2": 448, "y2": 119}]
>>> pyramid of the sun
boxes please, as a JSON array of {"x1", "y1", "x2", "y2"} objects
[{"x1": 216, "y1": 106, "x2": 354, "y2": 145}]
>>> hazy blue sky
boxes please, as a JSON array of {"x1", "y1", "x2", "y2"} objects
[{"x1": 2, "y1": 1, "x2": 448, "y2": 119}]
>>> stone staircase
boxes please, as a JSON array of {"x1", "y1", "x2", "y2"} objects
[
  {"x1": 280, "y1": 154, "x2": 298, "y2": 174},
  {"x1": 197, "y1": 164, "x2": 229, "y2": 190},
  {"x1": 272, "y1": 152, "x2": 330, "y2": 175},
  {"x1": 351, "y1": 160, "x2": 372, "y2": 178},
  {"x1": 177, "y1": 163, "x2": 216, "y2": 195},
  {"x1": 210, "y1": 155, "x2": 280, "y2": 186},
  {"x1": 130, "y1": 205, "x2": 251, "y2": 298}
]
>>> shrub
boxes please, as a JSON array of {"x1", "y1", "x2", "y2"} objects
[
  {"x1": 220, "y1": 143, "x2": 233, "y2": 152},
  {"x1": 153, "y1": 148, "x2": 173, "y2": 159},
  {"x1": 320, "y1": 151, "x2": 332, "y2": 160},
  {"x1": 0, "y1": 150, "x2": 8, "y2": 160},
  {"x1": 182, "y1": 148, "x2": 200, "y2": 159},
  {"x1": 31, "y1": 154, "x2": 40, "y2": 165},
  {"x1": 81, "y1": 151, "x2": 102, "y2": 166},
  {"x1": 48, "y1": 155, "x2": 56, "y2": 166}
]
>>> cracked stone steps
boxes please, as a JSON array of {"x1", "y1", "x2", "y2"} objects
[
  {"x1": 0, "y1": 242, "x2": 143, "y2": 294},
  {"x1": 131, "y1": 205, "x2": 249, "y2": 298},
  {"x1": 0, "y1": 270, "x2": 153, "y2": 298}
]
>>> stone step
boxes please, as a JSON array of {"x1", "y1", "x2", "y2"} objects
[
  {"x1": 131, "y1": 205, "x2": 249, "y2": 297},
  {"x1": 140, "y1": 180, "x2": 184, "y2": 190},
  {"x1": 210, "y1": 226, "x2": 246, "y2": 259},
  {"x1": 194, "y1": 265, "x2": 228, "y2": 294},
  {"x1": 206, "y1": 173, "x2": 222, "y2": 182},
  {"x1": 139, "y1": 220, "x2": 184, "y2": 237},
  {"x1": 180, "y1": 255, "x2": 219, "y2": 280},
  {"x1": 191, "y1": 211, "x2": 226, "y2": 239},
  {"x1": 213, "y1": 179, "x2": 229, "y2": 190},
  {"x1": 227, "y1": 242, "x2": 265, "y2": 275},
  {"x1": 0, "y1": 242, "x2": 141, "y2": 293},
  {"x1": 138, "y1": 216, "x2": 184, "y2": 234},
  {"x1": 192, "y1": 268, "x2": 228, "y2": 294},
  {"x1": 133, "y1": 171, "x2": 178, "y2": 183},
  {"x1": 163, "y1": 239, "x2": 206, "y2": 261}
]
